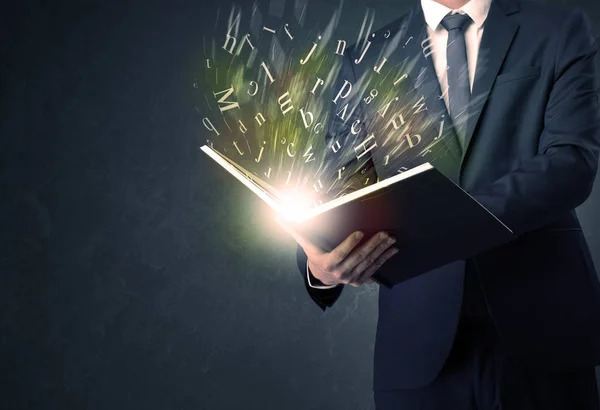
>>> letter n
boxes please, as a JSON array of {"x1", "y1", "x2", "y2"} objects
[
  {"x1": 335, "y1": 40, "x2": 346, "y2": 56},
  {"x1": 223, "y1": 34, "x2": 237, "y2": 55}
]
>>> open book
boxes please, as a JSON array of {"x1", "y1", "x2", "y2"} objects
[{"x1": 201, "y1": 144, "x2": 514, "y2": 288}]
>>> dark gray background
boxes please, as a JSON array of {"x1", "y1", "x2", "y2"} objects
[{"x1": 1, "y1": 0, "x2": 599, "y2": 409}]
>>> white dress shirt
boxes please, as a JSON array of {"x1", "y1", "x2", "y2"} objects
[
  {"x1": 307, "y1": 0, "x2": 492, "y2": 289},
  {"x1": 421, "y1": 0, "x2": 492, "y2": 111},
  {"x1": 306, "y1": 262, "x2": 338, "y2": 289}
]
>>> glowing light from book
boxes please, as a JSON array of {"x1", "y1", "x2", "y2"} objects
[{"x1": 276, "y1": 188, "x2": 317, "y2": 222}]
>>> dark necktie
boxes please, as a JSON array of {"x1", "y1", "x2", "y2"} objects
[
  {"x1": 441, "y1": 12, "x2": 473, "y2": 153},
  {"x1": 441, "y1": 13, "x2": 489, "y2": 320}
]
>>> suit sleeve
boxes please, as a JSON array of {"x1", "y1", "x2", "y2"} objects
[
  {"x1": 296, "y1": 245, "x2": 344, "y2": 311},
  {"x1": 295, "y1": 47, "x2": 378, "y2": 310},
  {"x1": 471, "y1": 9, "x2": 600, "y2": 236}
]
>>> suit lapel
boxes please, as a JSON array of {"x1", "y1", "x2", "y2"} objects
[
  {"x1": 399, "y1": 3, "x2": 463, "y2": 163},
  {"x1": 462, "y1": 0, "x2": 519, "y2": 166},
  {"x1": 396, "y1": 0, "x2": 520, "y2": 172}
]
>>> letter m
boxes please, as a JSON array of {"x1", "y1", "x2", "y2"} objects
[{"x1": 213, "y1": 86, "x2": 240, "y2": 113}]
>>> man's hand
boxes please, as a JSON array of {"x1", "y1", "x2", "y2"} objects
[{"x1": 278, "y1": 219, "x2": 398, "y2": 287}]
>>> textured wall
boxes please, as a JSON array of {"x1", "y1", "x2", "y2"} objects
[{"x1": 1, "y1": 0, "x2": 599, "y2": 409}]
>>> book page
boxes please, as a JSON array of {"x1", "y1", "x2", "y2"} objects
[
  {"x1": 201, "y1": 145, "x2": 286, "y2": 214},
  {"x1": 209, "y1": 147, "x2": 289, "y2": 202},
  {"x1": 301, "y1": 162, "x2": 434, "y2": 221}
]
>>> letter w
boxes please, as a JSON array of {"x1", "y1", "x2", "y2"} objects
[{"x1": 213, "y1": 86, "x2": 240, "y2": 113}]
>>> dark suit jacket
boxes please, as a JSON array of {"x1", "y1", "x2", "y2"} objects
[{"x1": 296, "y1": 0, "x2": 600, "y2": 391}]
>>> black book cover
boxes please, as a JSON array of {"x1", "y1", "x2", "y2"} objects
[
  {"x1": 293, "y1": 166, "x2": 514, "y2": 288},
  {"x1": 201, "y1": 145, "x2": 514, "y2": 288}
]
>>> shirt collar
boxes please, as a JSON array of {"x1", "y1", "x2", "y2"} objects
[{"x1": 420, "y1": 0, "x2": 492, "y2": 31}]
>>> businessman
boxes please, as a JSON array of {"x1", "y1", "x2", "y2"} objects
[{"x1": 282, "y1": 0, "x2": 600, "y2": 408}]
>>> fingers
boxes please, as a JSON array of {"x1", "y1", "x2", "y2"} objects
[
  {"x1": 275, "y1": 217, "x2": 323, "y2": 256},
  {"x1": 352, "y1": 247, "x2": 399, "y2": 286},
  {"x1": 338, "y1": 232, "x2": 392, "y2": 282},
  {"x1": 276, "y1": 219, "x2": 396, "y2": 288},
  {"x1": 328, "y1": 231, "x2": 365, "y2": 266},
  {"x1": 350, "y1": 234, "x2": 396, "y2": 282},
  {"x1": 304, "y1": 231, "x2": 367, "y2": 286}
]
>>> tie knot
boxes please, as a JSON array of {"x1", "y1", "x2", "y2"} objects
[{"x1": 440, "y1": 12, "x2": 472, "y2": 32}]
